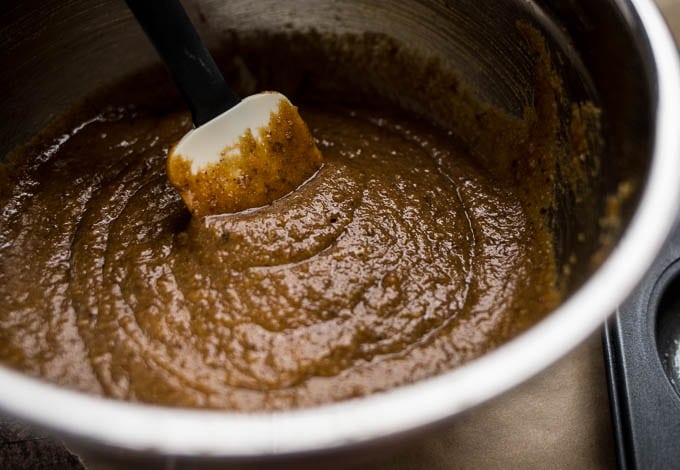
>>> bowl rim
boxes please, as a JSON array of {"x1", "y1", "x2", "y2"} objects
[{"x1": 1, "y1": 0, "x2": 679, "y2": 458}]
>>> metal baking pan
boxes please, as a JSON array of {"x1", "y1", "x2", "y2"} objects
[{"x1": 604, "y1": 216, "x2": 680, "y2": 469}]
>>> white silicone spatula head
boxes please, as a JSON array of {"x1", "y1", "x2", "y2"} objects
[
  {"x1": 167, "y1": 91, "x2": 322, "y2": 216},
  {"x1": 127, "y1": 0, "x2": 322, "y2": 217}
]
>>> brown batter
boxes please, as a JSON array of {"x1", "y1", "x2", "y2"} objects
[{"x1": 0, "y1": 32, "x2": 563, "y2": 411}]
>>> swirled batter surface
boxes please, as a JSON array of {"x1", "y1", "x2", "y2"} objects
[
  {"x1": 0, "y1": 102, "x2": 558, "y2": 410},
  {"x1": 0, "y1": 28, "x2": 567, "y2": 410}
]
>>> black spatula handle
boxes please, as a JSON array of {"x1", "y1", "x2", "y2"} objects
[{"x1": 126, "y1": 0, "x2": 241, "y2": 126}]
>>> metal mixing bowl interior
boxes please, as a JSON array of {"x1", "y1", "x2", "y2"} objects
[{"x1": 0, "y1": 0, "x2": 679, "y2": 462}]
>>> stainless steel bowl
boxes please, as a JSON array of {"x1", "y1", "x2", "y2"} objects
[{"x1": 1, "y1": 0, "x2": 679, "y2": 466}]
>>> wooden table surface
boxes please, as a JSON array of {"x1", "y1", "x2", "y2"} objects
[{"x1": 3, "y1": 2, "x2": 679, "y2": 469}]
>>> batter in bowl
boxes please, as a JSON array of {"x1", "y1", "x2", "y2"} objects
[{"x1": 0, "y1": 32, "x2": 565, "y2": 411}]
